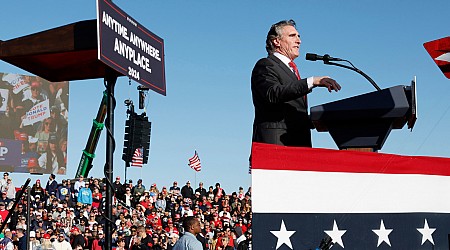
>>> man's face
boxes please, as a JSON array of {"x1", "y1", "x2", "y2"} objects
[
  {"x1": 193, "y1": 219, "x2": 202, "y2": 234},
  {"x1": 60, "y1": 141, "x2": 67, "y2": 151},
  {"x1": 49, "y1": 142, "x2": 57, "y2": 151},
  {"x1": 274, "y1": 25, "x2": 301, "y2": 60}
]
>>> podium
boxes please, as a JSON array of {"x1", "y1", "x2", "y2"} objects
[{"x1": 310, "y1": 84, "x2": 417, "y2": 151}]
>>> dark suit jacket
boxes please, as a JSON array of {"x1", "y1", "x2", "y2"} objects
[{"x1": 251, "y1": 53, "x2": 312, "y2": 147}]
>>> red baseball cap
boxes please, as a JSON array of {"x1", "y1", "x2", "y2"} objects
[
  {"x1": 28, "y1": 158, "x2": 38, "y2": 168},
  {"x1": 18, "y1": 133, "x2": 28, "y2": 141},
  {"x1": 43, "y1": 234, "x2": 51, "y2": 239}
]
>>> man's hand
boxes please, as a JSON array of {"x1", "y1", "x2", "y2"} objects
[{"x1": 313, "y1": 76, "x2": 341, "y2": 92}]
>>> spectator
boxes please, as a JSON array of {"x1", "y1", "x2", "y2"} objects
[
  {"x1": 91, "y1": 230, "x2": 105, "y2": 250},
  {"x1": 112, "y1": 176, "x2": 124, "y2": 201},
  {"x1": 195, "y1": 182, "x2": 207, "y2": 199},
  {"x1": 217, "y1": 236, "x2": 233, "y2": 250},
  {"x1": 78, "y1": 183, "x2": 93, "y2": 206},
  {"x1": 2, "y1": 177, "x2": 16, "y2": 200},
  {"x1": 206, "y1": 186, "x2": 214, "y2": 200},
  {"x1": 133, "y1": 179, "x2": 145, "y2": 199},
  {"x1": 29, "y1": 231, "x2": 41, "y2": 250},
  {"x1": 1, "y1": 230, "x2": 14, "y2": 250},
  {"x1": 136, "y1": 225, "x2": 151, "y2": 249},
  {"x1": 45, "y1": 174, "x2": 58, "y2": 197},
  {"x1": 169, "y1": 181, "x2": 180, "y2": 197},
  {"x1": 92, "y1": 187, "x2": 102, "y2": 209},
  {"x1": 70, "y1": 227, "x2": 85, "y2": 249},
  {"x1": 237, "y1": 187, "x2": 245, "y2": 201},
  {"x1": 155, "y1": 193, "x2": 166, "y2": 212},
  {"x1": 16, "y1": 228, "x2": 27, "y2": 250},
  {"x1": 0, "y1": 192, "x2": 12, "y2": 205},
  {"x1": 74, "y1": 176, "x2": 85, "y2": 197},
  {"x1": 30, "y1": 180, "x2": 45, "y2": 200},
  {"x1": 10, "y1": 204, "x2": 25, "y2": 230},
  {"x1": 56, "y1": 180, "x2": 71, "y2": 201},
  {"x1": 213, "y1": 183, "x2": 226, "y2": 199},
  {"x1": 166, "y1": 233, "x2": 179, "y2": 250},
  {"x1": 0, "y1": 173, "x2": 9, "y2": 190},
  {"x1": 181, "y1": 181, "x2": 194, "y2": 200},
  {"x1": 89, "y1": 178, "x2": 101, "y2": 192},
  {"x1": 116, "y1": 238, "x2": 126, "y2": 250},
  {"x1": 0, "y1": 202, "x2": 9, "y2": 222},
  {"x1": 149, "y1": 183, "x2": 160, "y2": 200},
  {"x1": 52, "y1": 232, "x2": 71, "y2": 250},
  {"x1": 125, "y1": 226, "x2": 138, "y2": 249},
  {"x1": 123, "y1": 187, "x2": 133, "y2": 207},
  {"x1": 35, "y1": 233, "x2": 54, "y2": 250}
]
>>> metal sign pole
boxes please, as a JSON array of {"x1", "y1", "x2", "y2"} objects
[{"x1": 104, "y1": 67, "x2": 118, "y2": 250}]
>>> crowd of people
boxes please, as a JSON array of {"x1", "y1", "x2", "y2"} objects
[{"x1": 0, "y1": 173, "x2": 252, "y2": 250}]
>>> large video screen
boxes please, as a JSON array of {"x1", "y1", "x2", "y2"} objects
[{"x1": 0, "y1": 73, "x2": 69, "y2": 174}]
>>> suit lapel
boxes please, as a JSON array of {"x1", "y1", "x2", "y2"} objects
[{"x1": 268, "y1": 54, "x2": 298, "y2": 81}]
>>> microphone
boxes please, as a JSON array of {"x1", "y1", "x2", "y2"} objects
[{"x1": 305, "y1": 53, "x2": 343, "y2": 62}]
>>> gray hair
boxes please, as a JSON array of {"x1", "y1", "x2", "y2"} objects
[{"x1": 265, "y1": 19, "x2": 296, "y2": 54}]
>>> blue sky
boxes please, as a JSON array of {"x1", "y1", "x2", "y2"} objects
[{"x1": 1, "y1": 1, "x2": 449, "y2": 192}]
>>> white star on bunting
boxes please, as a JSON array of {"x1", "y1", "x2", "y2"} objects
[
  {"x1": 372, "y1": 219, "x2": 393, "y2": 247},
  {"x1": 270, "y1": 220, "x2": 296, "y2": 249},
  {"x1": 417, "y1": 219, "x2": 436, "y2": 245},
  {"x1": 435, "y1": 52, "x2": 450, "y2": 62},
  {"x1": 325, "y1": 220, "x2": 347, "y2": 248}
]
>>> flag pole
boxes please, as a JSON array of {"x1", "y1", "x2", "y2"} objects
[{"x1": 194, "y1": 150, "x2": 197, "y2": 188}]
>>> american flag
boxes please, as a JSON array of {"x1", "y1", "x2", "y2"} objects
[
  {"x1": 251, "y1": 142, "x2": 450, "y2": 249},
  {"x1": 424, "y1": 36, "x2": 450, "y2": 79},
  {"x1": 188, "y1": 151, "x2": 201, "y2": 172},
  {"x1": 131, "y1": 147, "x2": 143, "y2": 167}
]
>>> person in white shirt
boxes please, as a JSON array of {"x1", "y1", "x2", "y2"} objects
[
  {"x1": 52, "y1": 233, "x2": 71, "y2": 250},
  {"x1": 73, "y1": 176, "x2": 85, "y2": 197}
]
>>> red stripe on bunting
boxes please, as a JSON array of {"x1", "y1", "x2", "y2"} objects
[{"x1": 251, "y1": 142, "x2": 450, "y2": 176}]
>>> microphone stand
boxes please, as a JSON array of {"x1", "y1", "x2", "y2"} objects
[
  {"x1": 312, "y1": 235, "x2": 333, "y2": 250},
  {"x1": 323, "y1": 59, "x2": 381, "y2": 91}
]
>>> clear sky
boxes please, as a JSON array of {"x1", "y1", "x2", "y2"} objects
[{"x1": 1, "y1": 1, "x2": 449, "y2": 192}]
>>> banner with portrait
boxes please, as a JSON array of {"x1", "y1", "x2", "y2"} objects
[{"x1": 0, "y1": 73, "x2": 69, "y2": 175}]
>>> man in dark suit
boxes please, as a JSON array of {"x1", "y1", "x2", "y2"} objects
[{"x1": 251, "y1": 19, "x2": 341, "y2": 147}]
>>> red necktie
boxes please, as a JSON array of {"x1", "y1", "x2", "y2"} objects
[
  {"x1": 289, "y1": 61, "x2": 307, "y2": 105},
  {"x1": 288, "y1": 61, "x2": 300, "y2": 80}
]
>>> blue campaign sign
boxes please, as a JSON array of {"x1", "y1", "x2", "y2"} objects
[
  {"x1": 97, "y1": 0, "x2": 166, "y2": 95},
  {"x1": 0, "y1": 139, "x2": 21, "y2": 167}
]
